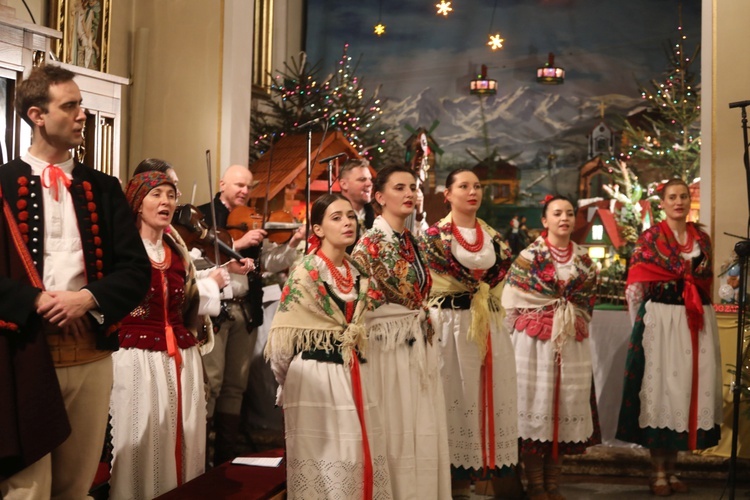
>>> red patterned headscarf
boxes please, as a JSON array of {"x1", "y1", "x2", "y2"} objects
[{"x1": 124, "y1": 171, "x2": 176, "y2": 216}]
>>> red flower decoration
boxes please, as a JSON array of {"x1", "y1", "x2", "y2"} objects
[
  {"x1": 317, "y1": 285, "x2": 327, "y2": 297},
  {"x1": 16, "y1": 200, "x2": 27, "y2": 210},
  {"x1": 367, "y1": 288, "x2": 384, "y2": 301},
  {"x1": 309, "y1": 269, "x2": 320, "y2": 281},
  {"x1": 426, "y1": 226, "x2": 439, "y2": 236},
  {"x1": 280, "y1": 285, "x2": 290, "y2": 303},
  {"x1": 541, "y1": 194, "x2": 555, "y2": 205},
  {"x1": 18, "y1": 187, "x2": 29, "y2": 197},
  {"x1": 367, "y1": 242, "x2": 379, "y2": 257}
]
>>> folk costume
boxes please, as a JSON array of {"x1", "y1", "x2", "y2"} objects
[
  {"x1": 0, "y1": 156, "x2": 150, "y2": 497},
  {"x1": 616, "y1": 221, "x2": 721, "y2": 450},
  {"x1": 352, "y1": 215, "x2": 451, "y2": 500},
  {"x1": 421, "y1": 214, "x2": 518, "y2": 478},
  {"x1": 501, "y1": 236, "x2": 599, "y2": 458},
  {"x1": 199, "y1": 193, "x2": 299, "y2": 464},
  {"x1": 109, "y1": 172, "x2": 212, "y2": 500},
  {"x1": 266, "y1": 253, "x2": 392, "y2": 500}
]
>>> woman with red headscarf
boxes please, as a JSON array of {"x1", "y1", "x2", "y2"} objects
[{"x1": 616, "y1": 178, "x2": 721, "y2": 496}]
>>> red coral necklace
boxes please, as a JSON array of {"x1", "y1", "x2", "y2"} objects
[
  {"x1": 318, "y1": 250, "x2": 354, "y2": 294},
  {"x1": 398, "y1": 232, "x2": 417, "y2": 263},
  {"x1": 452, "y1": 220, "x2": 484, "y2": 253},
  {"x1": 545, "y1": 237, "x2": 572, "y2": 264},
  {"x1": 675, "y1": 230, "x2": 694, "y2": 254}
]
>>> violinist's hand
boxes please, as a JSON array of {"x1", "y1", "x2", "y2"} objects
[
  {"x1": 225, "y1": 257, "x2": 254, "y2": 275},
  {"x1": 209, "y1": 267, "x2": 231, "y2": 289},
  {"x1": 234, "y1": 228, "x2": 267, "y2": 250},
  {"x1": 288, "y1": 225, "x2": 308, "y2": 249}
]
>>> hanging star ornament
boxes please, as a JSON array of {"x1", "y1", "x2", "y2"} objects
[
  {"x1": 374, "y1": 22, "x2": 386, "y2": 36},
  {"x1": 488, "y1": 33, "x2": 504, "y2": 50},
  {"x1": 436, "y1": 0, "x2": 453, "y2": 16}
]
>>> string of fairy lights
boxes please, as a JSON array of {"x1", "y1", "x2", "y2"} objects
[{"x1": 374, "y1": 0, "x2": 505, "y2": 52}]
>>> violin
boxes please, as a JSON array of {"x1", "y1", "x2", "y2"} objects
[
  {"x1": 226, "y1": 205, "x2": 304, "y2": 245},
  {"x1": 172, "y1": 204, "x2": 244, "y2": 266}
]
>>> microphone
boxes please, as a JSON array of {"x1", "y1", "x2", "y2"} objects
[
  {"x1": 318, "y1": 152, "x2": 348, "y2": 164},
  {"x1": 294, "y1": 109, "x2": 344, "y2": 130},
  {"x1": 729, "y1": 100, "x2": 750, "y2": 109}
]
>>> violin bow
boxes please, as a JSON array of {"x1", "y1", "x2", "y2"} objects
[
  {"x1": 262, "y1": 133, "x2": 275, "y2": 227},
  {"x1": 205, "y1": 150, "x2": 222, "y2": 267}
]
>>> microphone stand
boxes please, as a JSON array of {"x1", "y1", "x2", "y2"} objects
[{"x1": 727, "y1": 99, "x2": 750, "y2": 500}]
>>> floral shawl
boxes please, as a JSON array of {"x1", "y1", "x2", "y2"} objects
[
  {"x1": 627, "y1": 220, "x2": 712, "y2": 335},
  {"x1": 265, "y1": 253, "x2": 370, "y2": 368},
  {"x1": 420, "y1": 213, "x2": 512, "y2": 357},
  {"x1": 502, "y1": 236, "x2": 597, "y2": 351},
  {"x1": 351, "y1": 215, "x2": 434, "y2": 344}
]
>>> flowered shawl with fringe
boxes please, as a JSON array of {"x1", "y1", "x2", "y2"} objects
[
  {"x1": 502, "y1": 236, "x2": 597, "y2": 351},
  {"x1": 265, "y1": 253, "x2": 371, "y2": 368},
  {"x1": 351, "y1": 216, "x2": 434, "y2": 345},
  {"x1": 421, "y1": 213, "x2": 512, "y2": 358}
]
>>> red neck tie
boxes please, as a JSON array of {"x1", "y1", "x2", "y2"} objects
[{"x1": 42, "y1": 164, "x2": 72, "y2": 202}]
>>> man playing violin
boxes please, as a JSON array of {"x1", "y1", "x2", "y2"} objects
[
  {"x1": 199, "y1": 164, "x2": 305, "y2": 465},
  {"x1": 338, "y1": 158, "x2": 375, "y2": 253}
]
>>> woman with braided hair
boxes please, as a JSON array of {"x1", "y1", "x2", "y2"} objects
[
  {"x1": 420, "y1": 168, "x2": 519, "y2": 499},
  {"x1": 616, "y1": 178, "x2": 721, "y2": 496},
  {"x1": 501, "y1": 195, "x2": 600, "y2": 500}
]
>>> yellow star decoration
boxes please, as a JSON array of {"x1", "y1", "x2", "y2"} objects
[
  {"x1": 374, "y1": 23, "x2": 386, "y2": 36},
  {"x1": 436, "y1": 0, "x2": 453, "y2": 16},
  {"x1": 488, "y1": 33, "x2": 504, "y2": 50}
]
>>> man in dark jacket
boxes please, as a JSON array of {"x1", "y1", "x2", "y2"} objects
[
  {"x1": 0, "y1": 65, "x2": 149, "y2": 498},
  {"x1": 339, "y1": 158, "x2": 375, "y2": 253}
]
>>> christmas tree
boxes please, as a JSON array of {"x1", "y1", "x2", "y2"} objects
[
  {"x1": 250, "y1": 45, "x2": 395, "y2": 164},
  {"x1": 620, "y1": 14, "x2": 701, "y2": 183},
  {"x1": 250, "y1": 53, "x2": 331, "y2": 159},
  {"x1": 322, "y1": 44, "x2": 392, "y2": 164}
]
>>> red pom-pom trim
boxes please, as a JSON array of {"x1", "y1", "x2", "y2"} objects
[
  {"x1": 18, "y1": 212, "x2": 28, "y2": 221},
  {"x1": 18, "y1": 187, "x2": 29, "y2": 197},
  {"x1": 18, "y1": 223, "x2": 28, "y2": 233},
  {"x1": 87, "y1": 202, "x2": 96, "y2": 212},
  {"x1": 17, "y1": 177, "x2": 28, "y2": 186},
  {"x1": 16, "y1": 199, "x2": 27, "y2": 210}
]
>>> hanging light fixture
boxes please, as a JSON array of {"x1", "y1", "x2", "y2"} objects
[
  {"x1": 537, "y1": 52, "x2": 565, "y2": 84},
  {"x1": 470, "y1": 64, "x2": 497, "y2": 95}
]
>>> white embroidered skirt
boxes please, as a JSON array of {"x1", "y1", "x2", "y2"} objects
[
  {"x1": 431, "y1": 307, "x2": 518, "y2": 471},
  {"x1": 512, "y1": 331, "x2": 593, "y2": 443},
  {"x1": 283, "y1": 354, "x2": 392, "y2": 500},
  {"x1": 639, "y1": 302, "x2": 722, "y2": 432},
  {"x1": 366, "y1": 333, "x2": 452, "y2": 500},
  {"x1": 109, "y1": 346, "x2": 206, "y2": 500}
]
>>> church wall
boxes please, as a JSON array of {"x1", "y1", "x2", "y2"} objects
[{"x1": 709, "y1": 0, "x2": 750, "y2": 298}]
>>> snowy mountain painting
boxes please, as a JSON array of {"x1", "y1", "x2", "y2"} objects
[{"x1": 306, "y1": 0, "x2": 700, "y2": 201}]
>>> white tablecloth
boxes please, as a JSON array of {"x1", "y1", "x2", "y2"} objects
[{"x1": 588, "y1": 309, "x2": 637, "y2": 446}]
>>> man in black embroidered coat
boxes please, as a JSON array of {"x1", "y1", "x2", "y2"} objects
[{"x1": 0, "y1": 65, "x2": 149, "y2": 498}]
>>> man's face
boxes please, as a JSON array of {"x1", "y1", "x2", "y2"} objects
[
  {"x1": 220, "y1": 168, "x2": 253, "y2": 210},
  {"x1": 339, "y1": 166, "x2": 373, "y2": 207},
  {"x1": 37, "y1": 81, "x2": 86, "y2": 151}
]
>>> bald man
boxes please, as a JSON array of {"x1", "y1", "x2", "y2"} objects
[{"x1": 199, "y1": 165, "x2": 305, "y2": 465}]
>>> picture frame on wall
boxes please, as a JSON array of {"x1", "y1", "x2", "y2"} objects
[{"x1": 50, "y1": 0, "x2": 111, "y2": 73}]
